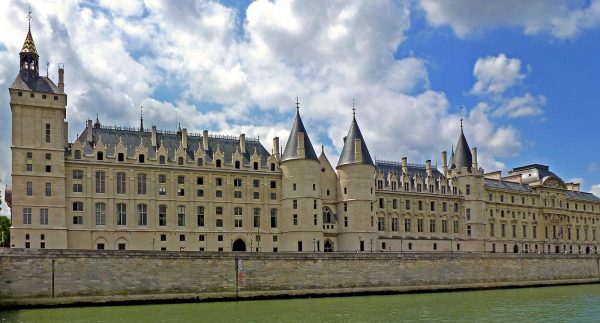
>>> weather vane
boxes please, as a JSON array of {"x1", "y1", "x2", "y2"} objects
[
  {"x1": 352, "y1": 99, "x2": 356, "y2": 117},
  {"x1": 459, "y1": 106, "x2": 464, "y2": 129},
  {"x1": 27, "y1": 6, "x2": 32, "y2": 30},
  {"x1": 295, "y1": 96, "x2": 300, "y2": 110}
]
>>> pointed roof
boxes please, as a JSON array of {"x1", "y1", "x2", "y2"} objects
[
  {"x1": 20, "y1": 29, "x2": 38, "y2": 55},
  {"x1": 281, "y1": 109, "x2": 319, "y2": 162},
  {"x1": 337, "y1": 113, "x2": 374, "y2": 167},
  {"x1": 450, "y1": 128, "x2": 472, "y2": 171}
]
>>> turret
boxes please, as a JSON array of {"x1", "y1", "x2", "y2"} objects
[
  {"x1": 280, "y1": 101, "x2": 323, "y2": 252},
  {"x1": 450, "y1": 119, "x2": 472, "y2": 173},
  {"x1": 336, "y1": 109, "x2": 376, "y2": 252}
]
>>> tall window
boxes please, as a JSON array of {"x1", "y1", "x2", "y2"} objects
[
  {"x1": 178, "y1": 206, "x2": 185, "y2": 226},
  {"x1": 378, "y1": 217, "x2": 385, "y2": 231},
  {"x1": 96, "y1": 171, "x2": 106, "y2": 193},
  {"x1": 116, "y1": 203, "x2": 127, "y2": 226},
  {"x1": 95, "y1": 203, "x2": 106, "y2": 225},
  {"x1": 137, "y1": 173, "x2": 147, "y2": 195},
  {"x1": 270, "y1": 208, "x2": 278, "y2": 228},
  {"x1": 417, "y1": 219, "x2": 424, "y2": 232},
  {"x1": 392, "y1": 218, "x2": 399, "y2": 231},
  {"x1": 45, "y1": 182, "x2": 52, "y2": 197},
  {"x1": 429, "y1": 220, "x2": 436, "y2": 233},
  {"x1": 116, "y1": 172, "x2": 126, "y2": 194},
  {"x1": 23, "y1": 208, "x2": 32, "y2": 224},
  {"x1": 26, "y1": 181, "x2": 32, "y2": 196},
  {"x1": 253, "y1": 208, "x2": 261, "y2": 228},
  {"x1": 45, "y1": 123, "x2": 51, "y2": 143},
  {"x1": 159, "y1": 205, "x2": 167, "y2": 226},
  {"x1": 40, "y1": 208, "x2": 48, "y2": 225},
  {"x1": 453, "y1": 220, "x2": 459, "y2": 233},
  {"x1": 197, "y1": 206, "x2": 205, "y2": 227},
  {"x1": 138, "y1": 204, "x2": 147, "y2": 226},
  {"x1": 405, "y1": 218, "x2": 411, "y2": 232}
]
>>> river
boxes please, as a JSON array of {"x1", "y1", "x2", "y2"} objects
[{"x1": 1, "y1": 284, "x2": 600, "y2": 322}]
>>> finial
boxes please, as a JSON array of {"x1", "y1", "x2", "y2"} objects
[
  {"x1": 139, "y1": 106, "x2": 144, "y2": 132},
  {"x1": 27, "y1": 6, "x2": 32, "y2": 31},
  {"x1": 352, "y1": 99, "x2": 356, "y2": 118},
  {"x1": 295, "y1": 96, "x2": 300, "y2": 111},
  {"x1": 459, "y1": 106, "x2": 464, "y2": 130},
  {"x1": 46, "y1": 61, "x2": 49, "y2": 77},
  {"x1": 321, "y1": 144, "x2": 324, "y2": 153}
]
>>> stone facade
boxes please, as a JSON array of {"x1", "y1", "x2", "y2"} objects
[
  {"x1": 1, "y1": 249, "x2": 599, "y2": 306},
  {"x1": 7, "y1": 27, "x2": 600, "y2": 254}
]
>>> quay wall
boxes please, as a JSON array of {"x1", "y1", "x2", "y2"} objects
[{"x1": 1, "y1": 249, "x2": 599, "y2": 307}]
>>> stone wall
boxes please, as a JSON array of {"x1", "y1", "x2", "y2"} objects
[{"x1": 1, "y1": 249, "x2": 599, "y2": 307}]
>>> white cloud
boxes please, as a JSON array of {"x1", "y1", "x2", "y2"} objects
[
  {"x1": 471, "y1": 53, "x2": 525, "y2": 96},
  {"x1": 0, "y1": 0, "x2": 525, "y2": 188},
  {"x1": 494, "y1": 93, "x2": 545, "y2": 118},
  {"x1": 591, "y1": 184, "x2": 600, "y2": 197},
  {"x1": 569, "y1": 177, "x2": 584, "y2": 185},
  {"x1": 420, "y1": 0, "x2": 600, "y2": 39}
]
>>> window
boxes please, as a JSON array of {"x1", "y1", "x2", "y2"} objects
[
  {"x1": 418, "y1": 201, "x2": 423, "y2": 211},
  {"x1": 313, "y1": 214, "x2": 318, "y2": 226},
  {"x1": 159, "y1": 174, "x2": 167, "y2": 183},
  {"x1": 216, "y1": 190, "x2": 223, "y2": 198},
  {"x1": 234, "y1": 178, "x2": 242, "y2": 187},
  {"x1": 73, "y1": 170, "x2": 83, "y2": 180},
  {"x1": 293, "y1": 200, "x2": 298, "y2": 209},
  {"x1": 45, "y1": 182, "x2": 52, "y2": 197},
  {"x1": 118, "y1": 243, "x2": 126, "y2": 250},
  {"x1": 235, "y1": 160, "x2": 241, "y2": 169},
  {"x1": 234, "y1": 207, "x2": 243, "y2": 216},
  {"x1": 297, "y1": 241, "x2": 303, "y2": 252},
  {"x1": 344, "y1": 216, "x2": 348, "y2": 227},
  {"x1": 378, "y1": 217, "x2": 385, "y2": 231},
  {"x1": 344, "y1": 202, "x2": 348, "y2": 212},
  {"x1": 178, "y1": 206, "x2": 186, "y2": 226},
  {"x1": 253, "y1": 208, "x2": 261, "y2": 228},
  {"x1": 454, "y1": 203, "x2": 459, "y2": 212},
  {"x1": 216, "y1": 159, "x2": 222, "y2": 167},
  {"x1": 234, "y1": 218, "x2": 243, "y2": 228},
  {"x1": 392, "y1": 218, "x2": 399, "y2": 231},
  {"x1": 253, "y1": 162, "x2": 259, "y2": 170},
  {"x1": 96, "y1": 171, "x2": 106, "y2": 193},
  {"x1": 453, "y1": 221, "x2": 459, "y2": 234},
  {"x1": 430, "y1": 201, "x2": 435, "y2": 211},
  {"x1": 178, "y1": 176, "x2": 185, "y2": 184},
  {"x1": 26, "y1": 181, "x2": 32, "y2": 196},
  {"x1": 45, "y1": 123, "x2": 51, "y2": 143},
  {"x1": 137, "y1": 173, "x2": 147, "y2": 195},
  {"x1": 116, "y1": 203, "x2": 127, "y2": 226},
  {"x1": 405, "y1": 218, "x2": 411, "y2": 232},
  {"x1": 293, "y1": 183, "x2": 297, "y2": 191},
  {"x1": 116, "y1": 172, "x2": 126, "y2": 194},
  {"x1": 216, "y1": 219, "x2": 223, "y2": 227},
  {"x1": 197, "y1": 158, "x2": 203, "y2": 166},
  {"x1": 467, "y1": 225, "x2": 472, "y2": 237},
  {"x1": 159, "y1": 155, "x2": 166, "y2": 164},
  {"x1": 197, "y1": 206, "x2": 205, "y2": 227},
  {"x1": 465, "y1": 184, "x2": 470, "y2": 195},
  {"x1": 197, "y1": 189, "x2": 204, "y2": 197},
  {"x1": 393, "y1": 199, "x2": 398, "y2": 209},
  {"x1": 138, "y1": 154, "x2": 145, "y2": 163},
  {"x1": 159, "y1": 187, "x2": 166, "y2": 196},
  {"x1": 512, "y1": 224, "x2": 517, "y2": 238},
  {"x1": 379, "y1": 198, "x2": 385, "y2": 209},
  {"x1": 218, "y1": 235, "x2": 224, "y2": 242},
  {"x1": 501, "y1": 224, "x2": 506, "y2": 237},
  {"x1": 178, "y1": 188, "x2": 185, "y2": 196},
  {"x1": 45, "y1": 165, "x2": 51, "y2": 172},
  {"x1": 489, "y1": 223, "x2": 495, "y2": 236},
  {"x1": 138, "y1": 204, "x2": 147, "y2": 226},
  {"x1": 430, "y1": 220, "x2": 436, "y2": 233},
  {"x1": 26, "y1": 163, "x2": 32, "y2": 172},
  {"x1": 72, "y1": 202, "x2": 83, "y2": 212},
  {"x1": 405, "y1": 200, "x2": 411, "y2": 210},
  {"x1": 40, "y1": 209, "x2": 48, "y2": 225},
  {"x1": 197, "y1": 177, "x2": 204, "y2": 185},
  {"x1": 417, "y1": 219, "x2": 424, "y2": 232},
  {"x1": 314, "y1": 200, "x2": 317, "y2": 210},
  {"x1": 179, "y1": 234, "x2": 186, "y2": 242},
  {"x1": 466, "y1": 208, "x2": 471, "y2": 221},
  {"x1": 216, "y1": 207, "x2": 223, "y2": 215},
  {"x1": 97, "y1": 151, "x2": 104, "y2": 161},
  {"x1": 270, "y1": 209, "x2": 278, "y2": 228},
  {"x1": 253, "y1": 192, "x2": 259, "y2": 199},
  {"x1": 73, "y1": 215, "x2": 83, "y2": 225},
  {"x1": 270, "y1": 181, "x2": 276, "y2": 188},
  {"x1": 271, "y1": 163, "x2": 276, "y2": 171},
  {"x1": 442, "y1": 220, "x2": 448, "y2": 233},
  {"x1": 23, "y1": 208, "x2": 32, "y2": 224},
  {"x1": 160, "y1": 234, "x2": 167, "y2": 242},
  {"x1": 74, "y1": 150, "x2": 81, "y2": 159},
  {"x1": 118, "y1": 153, "x2": 124, "y2": 162},
  {"x1": 178, "y1": 157, "x2": 184, "y2": 165},
  {"x1": 253, "y1": 179, "x2": 260, "y2": 188},
  {"x1": 270, "y1": 192, "x2": 276, "y2": 200},
  {"x1": 234, "y1": 191, "x2": 242, "y2": 198},
  {"x1": 96, "y1": 203, "x2": 106, "y2": 225},
  {"x1": 199, "y1": 235, "x2": 205, "y2": 242},
  {"x1": 159, "y1": 205, "x2": 167, "y2": 226}
]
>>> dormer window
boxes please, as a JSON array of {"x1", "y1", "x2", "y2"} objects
[
  {"x1": 138, "y1": 154, "x2": 145, "y2": 163},
  {"x1": 74, "y1": 150, "x2": 81, "y2": 160},
  {"x1": 197, "y1": 158, "x2": 203, "y2": 166},
  {"x1": 235, "y1": 160, "x2": 240, "y2": 169},
  {"x1": 97, "y1": 151, "x2": 104, "y2": 161},
  {"x1": 118, "y1": 153, "x2": 124, "y2": 162},
  {"x1": 253, "y1": 162, "x2": 259, "y2": 170},
  {"x1": 159, "y1": 155, "x2": 166, "y2": 164},
  {"x1": 178, "y1": 157, "x2": 184, "y2": 165},
  {"x1": 216, "y1": 159, "x2": 222, "y2": 168}
]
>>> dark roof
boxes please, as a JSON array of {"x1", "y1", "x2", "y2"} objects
[
  {"x1": 450, "y1": 129, "x2": 472, "y2": 171},
  {"x1": 75, "y1": 126, "x2": 271, "y2": 167},
  {"x1": 337, "y1": 115, "x2": 373, "y2": 167},
  {"x1": 484, "y1": 179, "x2": 534, "y2": 193},
  {"x1": 281, "y1": 110, "x2": 318, "y2": 162},
  {"x1": 507, "y1": 164, "x2": 564, "y2": 185},
  {"x1": 10, "y1": 71, "x2": 59, "y2": 93},
  {"x1": 375, "y1": 160, "x2": 443, "y2": 186},
  {"x1": 564, "y1": 190, "x2": 600, "y2": 202}
]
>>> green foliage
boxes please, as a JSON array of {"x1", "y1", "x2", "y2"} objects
[{"x1": 0, "y1": 215, "x2": 10, "y2": 247}]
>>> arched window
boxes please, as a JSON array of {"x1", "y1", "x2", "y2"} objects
[
  {"x1": 159, "y1": 155, "x2": 166, "y2": 164},
  {"x1": 138, "y1": 154, "x2": 145, "y2": 163},
  {"x1": 322, "y1": 207, "x2": 333, "y2": 224},
  {"x1": 97, "y1": 151, "x2": 104, "y2": 161},
  {"x1": 178, "y1": 157, "x2": 184, "y2": 165},
  {"x1": 197, "y1": 158, "x2": 203, "y2": 166},
  {"x1": 216, "y1": 159, "x2": 222, "y2": 168},
  {"x1": 118, "y1": 153, "x2": 124, "y2": 162}
]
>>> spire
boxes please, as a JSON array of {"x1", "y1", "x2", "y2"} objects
[
  {"x1": 450, "y1": 114, "x2": 472, "y2": 172},
  {"x1": 337, "y1": 106, "x2": 374, "y2": 167},
  {"x1": 19, "y1": 7, "x2": 39, "y2": 75},
  {"x1": 94, "y1": 114, "x2": 101, "y2": 128},
  {"x1": 140, "y1": 106, "x2": 144, "y2": 132},
  {"x1": 281, "y1": 99, "x2": 318, "y2": 162}
]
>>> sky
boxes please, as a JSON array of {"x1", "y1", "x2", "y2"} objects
[{"x1": 1, "y1": 0, "x2": 600, "y2": 216}]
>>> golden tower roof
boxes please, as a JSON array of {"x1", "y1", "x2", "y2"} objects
[{"x1": 20, "y1": 29, "x2": 38, "y2": 55}]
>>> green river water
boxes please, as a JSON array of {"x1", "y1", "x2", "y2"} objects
[{"x1": 1, "y1": 284, "x2": 600, "y2": 322}]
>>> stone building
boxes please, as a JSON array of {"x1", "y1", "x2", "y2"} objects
[{"x1": 7, "y1": 27, "x2": 600, "y2": 254}]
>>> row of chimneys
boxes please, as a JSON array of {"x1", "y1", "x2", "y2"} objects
[
  {"x1": 85, "y1": 120, "x2": 283, "y2": 159},
  {"x1": 399, "y1": 147, "x2": 479, "y2": 178}
]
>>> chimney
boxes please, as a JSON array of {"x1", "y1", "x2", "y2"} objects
[
  {"x1": 297, "y1": 132, "x2": 305, "y2": 158},
  {"x1": 182, "y1": 128, "x2": 188, "y2": 150},
  {"x1": 151, "y1": 126, "x2": 157, "y2": 147},
  {"x1": 203, "y1": 130, "x2": 209, "y2": 151},
  {"x1": 426, "y1": 160, "x2": 432, "y2": 177},
  {"x1": 354, "y1": 139, "x2": 362, "y2": 163},
  {"x1": 441, "y1": 151, "x2": 448, "y2": 177},
  {"x1": 86, "y1": 119, "x2": 93, "y2": 142},
  {"x1": 273, "y1": 137, "x2": 280, "y2": 159},
  {"x1": 401, "y1": 157, "x2": 408, "y2": 176},
  {"x1": 472, "y1": 147, "x2": 478, "y2": 171},
  {"x1": 58, "y1": 65, "x2": 64, "y2": 93},
  {"x1": 239, "y1": 134, "x2": 246, "y2": 154}
]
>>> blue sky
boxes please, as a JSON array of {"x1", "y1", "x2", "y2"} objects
[{"x1": 0, "y1": 0, "x2": 600, "y2": 212}]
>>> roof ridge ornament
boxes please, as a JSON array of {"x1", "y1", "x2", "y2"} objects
[
  {"x1": 352, "y1": 99, "x2": 356, "y2": 119},
  {"x1": 459, "y1": 106, "x2": 464, "y2": 130},
  {"x1": 296, "y1": 96, "x2": 300, "y2": 111}
]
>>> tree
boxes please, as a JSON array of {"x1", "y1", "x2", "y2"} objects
[{"x1": 0, "y1": 215, "x2": 9, "y2": 247}]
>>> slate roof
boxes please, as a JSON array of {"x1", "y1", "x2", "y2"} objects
[
  {"x1": 450, "y1": 129, "x2": 472, "y2": 171},
  {"x1": 337, "y1": 115, "x2": 374, "y2": 167},
  {"x1": 564, "y1": 190, "x2": 600, "y2": 202},
  {"x1": 75, "y1": 126, "x2": 271, "y2": 167},
  {"x1": 281, "y1": 109, "x2": 318, "y2": 162},
  {"x1": 10, "y1": 71, "x2": 59, "y2": 93},
  {"x1": 375, "y1": 160, "x2": 443, "y2": 186},
  {"x1": 484, "y1": 179, "x2": 534, "y2": 193}
]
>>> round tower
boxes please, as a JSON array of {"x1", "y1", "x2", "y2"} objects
[
  {"x1": 336, "y1": 111, "x2": 376, "y2": 252},
  {"x1": 279, "y1": 102, "x2": 324, "y2": 252}
]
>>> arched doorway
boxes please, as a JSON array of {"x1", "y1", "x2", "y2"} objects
[
  {"x1": 232, "y1": 239, "x2": 246, "y2": 252},
  {"x1": 513, "y1": 244, "x2": 519, "y2": 253},
  {"x1": 324, "y1": 240, "x2": 333, "y2": 252}
]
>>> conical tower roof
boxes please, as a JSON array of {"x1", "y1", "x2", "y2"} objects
[
  {"x1": 450, "y1": 128, "x2": 472, "y2": 171},
  {"x1": 337, "y1": 112, "x2": 373, "y2": 167},
  {"x1": 20, "y1": 29, "x2": 38, "y2": 55},
  {"x1": 281, "y1": 108, "x2": 318, "y2": 162}
]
